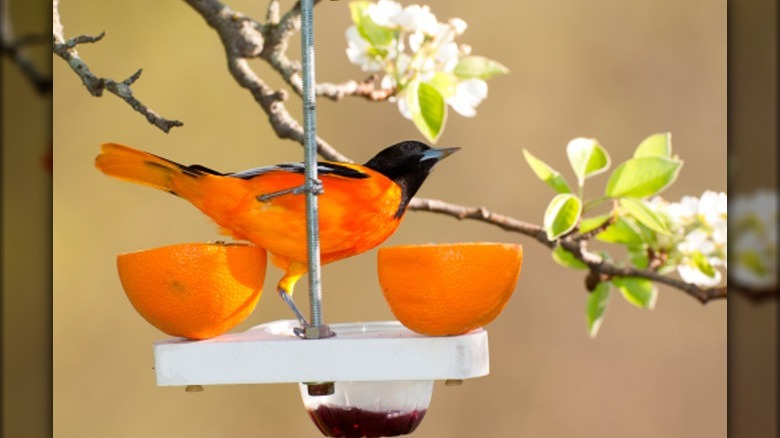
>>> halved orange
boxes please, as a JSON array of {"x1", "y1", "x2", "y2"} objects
[
  {"x1": 116, "y1": 242, "x2": 267, "y2": 340},
  {"x1": 378, "y1": 242, "x2": 523, "y2": 336}
]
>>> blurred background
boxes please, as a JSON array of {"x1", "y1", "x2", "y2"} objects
[{"x1": 48, "y1": 0, "x2": 729, "y2": 437}]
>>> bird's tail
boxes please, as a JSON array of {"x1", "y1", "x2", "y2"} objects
[
  {"x1": 95, "y1": 143, "x2": 219, "y2": 197},
  {"x1": 95, "y1": 143, "x2": 182, "y2": 192}
]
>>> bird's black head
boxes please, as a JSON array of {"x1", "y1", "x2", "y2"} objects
[{"x1": 364, "y1": 140, "x2": 460, "y2": 217}]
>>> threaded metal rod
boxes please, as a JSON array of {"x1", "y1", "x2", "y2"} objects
[{"x1": 300, "y1": 0, "x2": 324, "y2": 331}]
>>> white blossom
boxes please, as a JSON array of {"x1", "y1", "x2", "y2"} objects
[
  {"x1": 396, "y1": 90, "x2": 412, "y2": 119},
  {"x1": 449, "y1": 17, "x2": 468, "y2": 35},
  {"x1": 447, "y1": 79, "x2": 487, "y2": 117},
  {"x1": 731, "y1": 190, "x2": 776, "y2": 238},
  {"x1": 732, "y1": 233, "x2": 775, "y2": 288},
  {"x1": 345, "y1": 26, "x2": 383, "y2": 72},
  {"x1": 345, "y1": 1, "x2": 503, "y2": 138},
  {"x1": 380, "y1": 72, "x2": 396, "y2": 91},
  {"x1": 650, "y1": 191, "x2": 728, "y2": 287},
  {"x1": 666, "y1": 195, "x2": 698, "y2": 223},
  {"x1": 435, "y1": 41, "x2": 460, "y2": 72},
  {"x1": 678, "y1": 263, "x2": 722, "y2": 288},
  {"x1": 367, "y1": 0, "x2": 403, "y2": 27},
  {"x1": 698, "y1": 190, "x2": 727, "y2": 226},
  {"x1": 408, "y1": 30, "x2": 425, "y2": 52},
  {"x1": 678, "y1": 228, "x2": 716, "y2": 258},
  {"x1": 712, "y1": 219, "x2": 727, "y2": 248},
  {"x1": 730, "y1": 190, "x2": 777, "y2": 288},
  {"x1": 393, "y1": 4, "x2": 439, "y2": 35}
]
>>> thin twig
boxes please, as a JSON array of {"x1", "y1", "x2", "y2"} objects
[
  {"x1": 0, "y1": 6, "x2": 51, "y2": 94},
  {"x1": 316, "y1": 77, "x2": 397, "y2": 101},
  {"x1": 52, "y1": 0, "x2": 183, "y2": 132},
  {"x1": 266, "y1": 0, "x2": 281, "y2": 24},
  {"x1": 408, "y1": 197, "x2": 551, "y2": 246},
  {"x1": 729, "y1": 284, "x2": 779, "y2": 304},
  {"x1": 4, "y1": 32, "x2": 50, "y2": 48},
  {"x1": 1, "y1": 37, "x2": 52, "y2": 93}
]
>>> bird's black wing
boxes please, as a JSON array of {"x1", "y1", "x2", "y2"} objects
[{"x1": 229, "y1": 162, "x2": 369, "y2": 180}]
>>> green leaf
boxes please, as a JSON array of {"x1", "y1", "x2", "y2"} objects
[
  {"x1": 596, "y1": 217, "x2": 644, "y2": 245},
  {"x1": 633, "y1": 219, "x2": 658, "y2": 245},
  {"x1": 734, "y1": 215, "x2": 766, "y2": 235},
  {"x1": 544, "y1": 194, "x2": 582, "y2": 240},
  {"x1": 407, "y1": 81, "x2": 447, "y2": 143},
  {"x1": 566, "y1": 138, "x2": 611, "y2": 187},
  {"x1": 691, "y1": 251, "x2": 717, "y2": 278},
  {"x1": 453, "y1": 56, "x2": 509, "y2": 79},
  {"x1": 628, "y1": 245, "x2": 650, "y2": 269},
  {"x1": 426, "y1": 72, "x2": 458, "y2": 99},
  {"x1": 552, "y1": 245, "x2": 588, "y2": 269},
  {"x1": 618, "y1": 197, "x2": 670, "y2": 235},
  {"x1": 605, "y1": 156, "x2": 682, "y2": 198},
  {"x1": 586, "y1": 282, "x2": 611, "y2": 338},
  {"x1": 612, "y1": 277, "x2": 657, "y2": 309},
  {"x1": 634, "y1": 132, "x2": 672, "y2": 158},
  {"x1": 522, "y1": 149, "x2": 572, "y2": 194},
  {"x1": 349, "y1": 2, "x2": 369, "y2": 23},
  {"x1": 578, "y1": 213, "x2": 612, "y2": 234},
  {"x1": 739, "y1": 250, "x2": 768, "y2": 275},
  {"x1": 349, "y1": 1, "x2": 395, "y2": 46}
]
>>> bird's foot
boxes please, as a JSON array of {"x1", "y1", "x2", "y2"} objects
[
  {"x1": 278, "y1": 289, "x2": 336, "y2": 339},
  {"x1": 278, "y1": 289, "x2": 309, "y2": 327}
]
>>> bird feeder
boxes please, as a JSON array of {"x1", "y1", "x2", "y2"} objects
[
  {"x1": 154, "y1": 321, "x2": 489, "y2": 437},
  {"x1": 152, "y1": 1, "x2": 492, "y2": 436}
]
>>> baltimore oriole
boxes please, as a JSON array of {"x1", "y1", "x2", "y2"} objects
[{"x1": 95, "y1": 141, "x2": 458, "y2": 325}]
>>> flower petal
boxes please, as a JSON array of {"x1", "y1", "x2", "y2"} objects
[
  {"x1": 394, "y1": 4, "x2": 439, "y2": 35},
  {"x1": 678, "y1": 263, "x2": 722, "y2": 287},
  {"x1": 446, "y1": 78, "x2": 488, "y2": 117},
  {"x1": 368, "y1": 0, "x2": 403, "y2": 27}
]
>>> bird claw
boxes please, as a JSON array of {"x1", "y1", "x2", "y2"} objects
[
  {"x1": 278, "y1": 288, "x2": 310, "y2": 327},
  {"x1": 277, "y1": 289, "x2": 336, "y2": 339}
]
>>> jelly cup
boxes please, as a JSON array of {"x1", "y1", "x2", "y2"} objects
[{"x1": 299, "y1": 380, "x2": 433, "y2": 438}]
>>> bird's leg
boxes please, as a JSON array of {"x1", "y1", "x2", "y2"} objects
[
  {"x1": 277, "y1": 262, "x2": 310, "y2": 330},
  {"x1": 278, "y1": 288, "x2": 309, "y2": 327}
]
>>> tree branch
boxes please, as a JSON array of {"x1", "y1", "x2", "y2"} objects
[
  {"x1": 729, "y1": 284, "x2": 779, "y2": 303},
  {"x1": 408, "y1": 197, "x2": 551, "y2": 246},
  {"x1": 558, "y1": 238, "x2": 726, "y2": 303},
  {"x1": 409, "y1": 196, "x2": 727, "y2": 304},
  {"x1": 52, "y1": 0, "x2": 183, "y2": 133},
  {"x1": 316, "y1": 77, "x2": 397, "y2": 101},
  {"x1": 1, "y1": 2, "x2": 51, "y2": 94},
  {"x1": 1, "y1": 33, "x2": 52, "y2": 94}
]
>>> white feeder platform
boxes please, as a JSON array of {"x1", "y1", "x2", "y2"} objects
[{"x1": 154, "y1": 320, "x2": 489, "y2": 386}]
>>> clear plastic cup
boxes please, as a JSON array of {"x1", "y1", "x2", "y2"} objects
[{"x1": 299, "y1": 380, "x2": 434, "y2": 437}]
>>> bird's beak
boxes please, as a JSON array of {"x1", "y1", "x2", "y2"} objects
[{"x1": 421, "y1": 146, "x2": 461, "y2": 162}]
